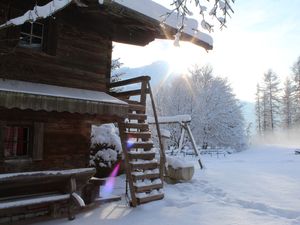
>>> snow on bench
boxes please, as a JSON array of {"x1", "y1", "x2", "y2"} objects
[
  {"x1": 0, "y1": 194, "x2": 70, "y2": 210},
  {"x1": 0, "y1": 168, "x2": 95, "y2": 220}
]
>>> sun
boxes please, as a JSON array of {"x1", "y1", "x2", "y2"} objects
[{"x1": 164, "y1": 42, "x2": 206, "y2": 76}]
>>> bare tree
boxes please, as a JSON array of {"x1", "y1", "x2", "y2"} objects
[
  {"x1": 292, "y1": 56, "x2": 300, "y2": 124},
  {"x1": 281, "y1": 77, "x2": 294, "y2": 129},
  {"x1": 255, "y1": 84, "x2": 263, "y2": 136},
  {"x1": 168, "y1": 0, "x2": 235, "y2": 32}
]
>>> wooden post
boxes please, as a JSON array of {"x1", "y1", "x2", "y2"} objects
[
  {"x1": 178, "y1": 127, "x2": 185, "y2": 153},
  {"x1": 147, "y1": 81, "x2": 168, "y2": 178},
  {"x1": 140, "y1": 79, "x2": 148, "y2": 106},
  {"x1": 185, "y1": 123, "x2": 204, "y2": 169}
]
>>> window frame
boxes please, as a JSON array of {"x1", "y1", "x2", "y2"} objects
[
  {"x1": 3, "y1": 124, "x2": 33, "y2": 160},
  {"x1": 0, "y1": 121, "x2": 44, "y2": 161},
  {"x1": 19, "y1": 21, "x2": 44, "y2": 49}
]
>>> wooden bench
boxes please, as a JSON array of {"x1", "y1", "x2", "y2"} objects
[{"x1": 0, "y1": 168, "x2": 95, "y2": 223}]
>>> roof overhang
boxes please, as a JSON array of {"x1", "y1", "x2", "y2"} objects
[
  {"x1": 101, "y1": 0, "x2": 213, "y2": 49},
  {"x1": 0, "y1": 79, "x2": 128, "y2": 117},
  {"x1": 0, "y1": 0, "x2": 213, "y2": 49}
]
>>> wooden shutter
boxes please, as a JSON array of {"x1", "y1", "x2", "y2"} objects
[
  {"x1": 32, "y1": 122, "x2": 44, "y2": 161},
  {"x1": 43, "y1": 18, "x2": 58, "y2": 56},
  {"x1": 0, "y1": 122, "x2": 4, "y2": 160}
]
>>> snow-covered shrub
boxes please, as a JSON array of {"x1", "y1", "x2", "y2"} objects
[{"x1": 89, "y1": 124, "x2": 122, "y2": 177}]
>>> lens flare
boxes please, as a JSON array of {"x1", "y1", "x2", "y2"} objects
[
  {"x1": 102, "y1": 163, "x2": 120, "y2": 197},
  {"x1": 126, "y1": 138, "x2": 135, "y2": 149}
]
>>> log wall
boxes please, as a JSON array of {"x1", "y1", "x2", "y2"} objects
[
  {"x1": 0, "y1": 108, "x2": 92, "y2": 173},
  {"x1": 0, "y1": 3, "x2": 112, "y2": 92}
]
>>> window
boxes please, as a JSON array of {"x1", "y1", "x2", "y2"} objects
[
  {"x1": 0, "y1": 122, "x2": 44, "y2": 161},
  {"x1": 19, "y1": 21, "x2": 44, "y2": 49},
  {"x1": 4, "y1": 126, "x2": 32, "y2": 159}
]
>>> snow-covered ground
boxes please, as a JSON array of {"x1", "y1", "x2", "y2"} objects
[{"x1": 35, "y1": 145, "x2": 300, "y2": 225}]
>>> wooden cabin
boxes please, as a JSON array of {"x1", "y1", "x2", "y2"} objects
[
  {"x1": 0, "y1": 1, "x2": 213, "y2": 219},
  {"x1": 0, "y1": 0, "x2": 212, "y2": 174}
]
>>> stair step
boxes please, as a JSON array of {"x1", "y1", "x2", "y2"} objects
[
  {"x1": 125, "y1": 131, "x2": 151, "y2": 139},
  {"x1": 136, "y1": 193, "x2": 164, "y2": 205},
  {"x1": 125, "y1": 123, "x2": 149, "y2": 130},
  {"x1": 128, "y1": 103, "x2": 146, "y2": 112},
  {"x1": 128, "y1": 151, "x2": 156, "y2": 160},
  {"x1": 127, "y1": 113, "x2": 147, "y2": 121},
  {"x1": 134, "y1": 183, "x2": 163, "y2": 193},
  {"x1": 129, "y1": 142, "x2": 153, "y2": 150},
  {"x1": 132, "y1": 172, "x2": 161, "y2": 182},
  {"x1": 130, "y1": 161, "x2": 159, "y2": 170}
]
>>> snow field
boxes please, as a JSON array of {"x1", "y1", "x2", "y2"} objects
[{"x1": 34, "y1": 145, "x2": 300, "y2": 225}]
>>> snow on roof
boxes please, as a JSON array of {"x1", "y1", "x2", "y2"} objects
[
  {"x1": 0, "y1": 0, "x2": 73, "y2": 30},
  {"x1": 0, "y1": 79, "x2": 127, "y2": 105},
  {"x1": 109, "y1": 0, "x2": 213, "y2": 47},
  {"x1": 0, "y1": 168, "x2": 95, "y2": 180},
  {"x1": 0, "y1": 0, "x2": 212, "y2": 48},
  {"x1": 148, "y1": 115, "x2": 192, "y2": 124}
]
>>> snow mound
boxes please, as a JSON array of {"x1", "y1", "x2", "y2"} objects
[{"x1": 166, "y1": 156, "x2": 194, "y2": 169}]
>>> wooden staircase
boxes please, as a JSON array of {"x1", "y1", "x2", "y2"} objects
[{"x1": 110, "y1": 76, "x2": 166, "y2": 207}]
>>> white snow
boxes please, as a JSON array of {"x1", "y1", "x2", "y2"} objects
[
  {"x1": 90, "y1": 124, "x2": 122, "y2": 168},
  {"x1": 130, "y1": 159, "x2": 157, "y2": 164},
  {"x1": 0, "y1": 79, "x2": 127, "y2": 105},
  {"x1": 0, "y1": 168, "x2": 94, "y2": 180},
  {"x1": 166, "y1": 156, "x2": 194, "y2": 169},
  {"x1": 72, "y1": 193, "x2": 86, "y2": 207},
  {"x1": 147, "y1": 115, "x2": 192, "y2": 124},
  {"x1": 109, "y1": 0, "x2": 213, "y2": 46},
  {"x1": 134, "y1": 178, "x2": 162, "y2": 187},
  {"x1": 0, "y1": 194, "x2": 69, "y2": 209},
  {"x1": 34, "y1": 145, "x2": 300, "y2": 225},
  {"x1": 0, "y1": 0, "x2": 72, "y2": 29},
  {"x1": 160, "y1": 129, "x2": 171, "y2": 138}
]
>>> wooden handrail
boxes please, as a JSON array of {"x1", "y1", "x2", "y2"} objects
[
  {"x1": 110, "y1": 88, "x2": 150, "y2": 98},
  {"x1": 109, "y1": 76, "x2": 151, "y2": 88}
]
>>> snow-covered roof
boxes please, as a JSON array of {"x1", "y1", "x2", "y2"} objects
[
  {"x1": 0, "y1": 0, "x2": 213, "y2": 49},
  {"x1": 0, "y1": 79, "x2": 128, "y2": 116},
  {"x1": 0, "y1": 79, "x2": 126, "y2": 104},
  {"x1": 109, "y1": 0, "x2": 213, "y2": 48}
]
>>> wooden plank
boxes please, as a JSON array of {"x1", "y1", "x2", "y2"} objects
[
  {"x1": 125, "y1": 123, "x2": 149, "y2": 130},
  {"x1": 128, "y1": 104, "x2": 146, "y2": 112},
  {"x1": 130, "y1": 162, "x2": 158, "y2": 170},
  {"x1": 109, "y1": 76, "x2": 150, "y2": 88},
  {"x1": 32, "y1": 122, "x2": 44, "y2": 161},
  {"x1": 111, "y1": 89, "x2": 147, "y2": 98},
  {"x1": 127, "y1": 113, "x2": 147, "y2": 121},
  {"x1": 129, "y1": 142, "x2": 153, "y2": 150},
  {"x1": 128, "y1": 152, "x2": 155, "y2": 160},
  {"x1": 132, "y1": 173, "x2": 160, "y2": 182},
  {"x1": 125, "y1": 131, "x2": 151, "y2": 139},
  {"x1": 135, "y1": 183, "x2": 163, "y2": 193},
  {"x1": 136, "y1": 193, "x2": 164, "y2": 204}
]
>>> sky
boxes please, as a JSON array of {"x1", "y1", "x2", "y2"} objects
[{"x1": 113, "y1": 0, "x2": 300, "y2": 102}]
